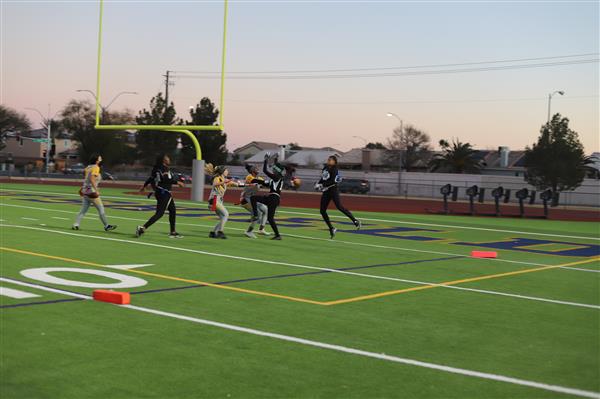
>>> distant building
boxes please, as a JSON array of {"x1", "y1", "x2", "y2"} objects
[
  {"x1": 284, "y1": 150, "x2": 333, "y2": 168},
  {"x1": 338, "y1": 148, "x2": 389, "y2": 171},
  {"x1": 0, "y1": 128, "x2": 77, "y2": 170},
  {"x1": 244, "y1": 146, "x2": 338, "y2": 168},
  {"x1": 476, "y1": 148, "x2": 527, "y2": 176},
  {"x1": 233, "y1": 141, "x2": 280, "y2": 161}
]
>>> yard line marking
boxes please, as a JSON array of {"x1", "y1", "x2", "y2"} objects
[
  {"x1": 0, "y1": 224, "x2": 564, "y2": 290},
  {"x1": 325, "y1": 257, "x2": 600, "y2": 305},
  {"x1": 438, "y1": 285, "x2": 600, "y2": 310},
  {"x1": 51, "y1": 216, "x2": 69, "y2": 220},
  {"x1": 560, "y1": 266, "x2": 600, "y2": 273},
  {"x1": 21, "y1": 217, "x2": 39, "y2": 221},
  {"x1": 1, "y1": 276, "x2": 598, "y2": 399},
  {"x1": 0, "y1": 297, "x2": 85, "y2": 309},
  {"x1": 2, "y1": 202, "x2": 597, "y2": 273},
  {"x1": 2, "y1": 226, "x2": 599, "y2": 310},
  {"x1": 2, "y1": 187, "x2": 598, "y2": 241},
  {"x1": 0, "y1": 246, "x2": 326, "y2": 306},
  {"x1": 0, "y1": 277, "x2": 90, "y2": 299},
  {"x1": 279, "y1": 210, "x2": 600, "y2": 242},
  {"x1": 104, "y1": 264, "x2": 155, "y2": 270},
  {"x1": 0, "y1": 286, "x2": 40, "y2": 299}
]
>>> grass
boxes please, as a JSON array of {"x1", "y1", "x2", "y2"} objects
[{"x1": 1, "y1": 182, "x2": 599, "y2": 399}]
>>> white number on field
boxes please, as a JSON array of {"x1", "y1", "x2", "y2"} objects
[{"x1": 20, "y1": 267, "x2": 147, "y2": 288}]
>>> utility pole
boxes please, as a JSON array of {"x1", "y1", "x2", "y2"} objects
[
  {"x1": 386, "y1": 112, "x2": 404, "y2": 196},
  {"x1": 164, "y1": 70, "x2": 173, "y2": 106}
]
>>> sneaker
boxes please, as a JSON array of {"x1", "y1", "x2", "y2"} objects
[
  {"x1": 245, "y1": 231, "x2": 257, "y2": 239},
  {"x1": 104, "y1": 225, "x2": 117, "y2": 232},
  {"x1": 271, "y1": 235, "x2": 282, "y2": 241},
  {"x1": 72, "y1": 225, "x2": 79, "y2": 231},
  {"x1": 209, "y1": 231, "x2": 216, "y2": 238},
  {"x1": 216, "y1": 231, "x2": 228, "y2": 239},
  {"x1": 257, "y1": 229, "x2": 272, "y2": 236},
  {"x1": 169, "y1": 232, "x2": 183, "y2": 239},
  {"x1": 329, "y1": 227, "x2": 337, "y2": 239},
  {"x1": 354, "y1": 220, "x2": 362, "y2": 230},
  {"x1": 135, "y1": 226, "x2": 145, "y2": 237}
]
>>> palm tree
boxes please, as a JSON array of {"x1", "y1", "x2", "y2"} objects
[{"x1": 429, "y1": 139, "x2": 484, "y2": 173}]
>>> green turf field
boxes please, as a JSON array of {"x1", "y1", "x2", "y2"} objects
[{"x1": 1, "y1": 182, "x2": 599, "y2": 399}]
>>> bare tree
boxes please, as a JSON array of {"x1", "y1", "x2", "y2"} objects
[
  {"x1": 0, "y1": 105, "x2": 31, "y2": 150},
  {"x1": 386, "y1": 125, "x2": 432, "y2": 171}
]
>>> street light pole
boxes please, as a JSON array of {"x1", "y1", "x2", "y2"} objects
[
  {"x1": 386, "y1": 112, "x2": 403, "y2": 133},
  {"x1": 76, "y1": 89, "x2": 138, "y2": 115},
  {"x1": 386, "y1": 112, "x2": 406, "y2": 195},
  {"x1": 547, "y1": 90, "x2": 565, "y2": 123},
  {"x1": 386, "y1": 112, "x2": 404, "y2": 172},
  {"x1": 25, "y1": 105, "x2": 56, "y2": 174}
]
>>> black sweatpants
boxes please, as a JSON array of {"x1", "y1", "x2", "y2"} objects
[
  {"x1": 144, "y1": 191, "x2": 176, "y2": 232},
  {"x1": 251, "y1": 194, "x2": 281, "y2": 236},
  {"x1": 320, "y1": 186, "x2": 356, "y2": 230}
]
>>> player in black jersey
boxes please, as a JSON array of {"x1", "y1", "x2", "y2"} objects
[
  {"x1": 248, "y1": 153, "x2": 290, "y2": 240},
  {"x1": 315, "y1": 155, "x2": 361, "y2": 239},
  {"x1": 136, "y1": 154, "x2": 184, "y2": 238}
]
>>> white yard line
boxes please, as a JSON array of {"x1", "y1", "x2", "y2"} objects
[
  {"x1": 1, "y1": 202, "x2": 595, "y2": 272},
  {"x1": 279, "y1": 210, "x2": 600, "y2": 242},
  {"x1": 1, "y1": 276, "x2": 598, "y2": 399},
  {"x1": 559, "y1": 266, "x2": 600, "y2": 273},
  {"x1": 1, "y1": 223, "x2": 598, "y2": 310},
  {"x1": 2, "y1": 187, "x2": 598, "y2": 241},
  {"x1": 0, "y1": 277, "x2": 89, "y2": 299},
  {"x1": 51, "y1": 216, "x2": 69, "y2": 220},
  {"x1": 21, "y1": 217, "x2": 39, "y2": 221}
]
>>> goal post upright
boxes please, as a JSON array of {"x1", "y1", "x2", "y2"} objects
[{"x1": 93, "y1": 0, "x2": 230, "y2": 202}]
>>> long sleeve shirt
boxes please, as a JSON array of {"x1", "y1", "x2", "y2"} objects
[
  {"x1": 318, "y1": 165, "x2": 342, "y2": 189},
  {"x1": 144, "y1": 165, "x2": 178, "y2": 193},
  {"x1": 256, "y1": 159, "x2": 284, "y2": 196}
]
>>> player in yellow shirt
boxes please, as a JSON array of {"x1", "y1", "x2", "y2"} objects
[
  {"x1": 240, "y1": 164, "x2": 270, "y2": 238},
  {"x1": 206, "y1": 163, "x2": 240, "y2": 239},
  {"x1": 72, "y1": 154, "x2": 116, "y2": 231}
]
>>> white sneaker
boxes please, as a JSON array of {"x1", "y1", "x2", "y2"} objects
[
  {"x1": 245, "y1": 231, "x2": 257, "y2": 239},
  {"x1": 258, "y1": 229, "x2": 272, "y2": 236}
]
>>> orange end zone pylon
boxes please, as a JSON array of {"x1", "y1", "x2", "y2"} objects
[
  {"x1": 471, "y1": 251, "x2": 498, "y2": 258},
  {"x1": 93, "y1": 290, "x2": 130, "y2": 305}
]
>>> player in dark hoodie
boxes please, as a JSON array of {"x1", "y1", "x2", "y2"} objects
[
  {"x1": 136, "y1": 154, "x2": 184, "y2": 238},
  {"x1": 315, "y1": 155, "x2": 361, "y2": 239},
  {"x1": 248, "y1": 153, "x2": 291, "y2": 240}
]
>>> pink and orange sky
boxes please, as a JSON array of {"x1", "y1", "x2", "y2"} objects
[{"x1": 2, "y1": 1, "x2": 598, "y2": 153}]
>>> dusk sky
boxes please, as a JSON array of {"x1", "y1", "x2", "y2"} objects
[{"x1": 2, "y1": 1, "x2": 598, "y2": 153}]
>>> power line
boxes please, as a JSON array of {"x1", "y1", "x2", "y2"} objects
[
  {"x1": 223, "y1": 95, "x2": 599, "y2": 105},
  {"x1": 172, "y1": 58, "x2": 598, "y2": 80},
  {"x1": 171, "y1": 52, "x2": 598, "y2": 75}
]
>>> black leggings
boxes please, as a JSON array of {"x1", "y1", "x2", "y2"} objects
[
  {"x1": 144, "y1": 191, "x2": 176, "y2": 232},
  {"x1": 320, "y1": 186, "x2": 356, "y2": 230},
  {"x1": 252, "y1": 194, "x2": 281, "y2": 236}
]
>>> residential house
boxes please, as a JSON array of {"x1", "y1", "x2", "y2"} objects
[
  {"x1": 233, "y1": 141, "x2": 280, "y2": 161},
  {"x1": 0, "y1": 128, "x2": 77, "y2": 170}
]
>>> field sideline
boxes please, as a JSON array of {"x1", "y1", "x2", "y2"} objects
[{"x1": 1, "y1": 182, "x2": 599, "y2": 398}]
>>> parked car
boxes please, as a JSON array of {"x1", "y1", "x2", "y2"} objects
[
  {"x1": 63, "y1": 163, "x2": 85, "y2": 175},
  {"x1": 338, "y1": 178, "x2": 370, "y2": 194},
  {"x1": 102, "y1": 171, "x2": 116, "y2": 181}
]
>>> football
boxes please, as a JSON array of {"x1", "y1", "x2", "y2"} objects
[{"x1": 291, "y1": 177, "x2": 302, "y2": 189}]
